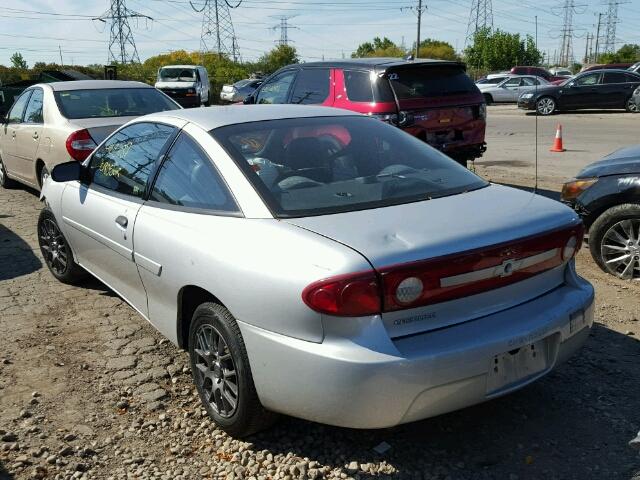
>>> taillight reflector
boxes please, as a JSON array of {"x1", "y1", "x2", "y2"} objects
[
  {"x1": 302, "y1": 271, "x2": 381, "y2": 317},
  {"x1": 66, "y1": 129, "x2": 97, "y2": 161}
]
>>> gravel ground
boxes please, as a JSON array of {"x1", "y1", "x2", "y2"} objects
[{"x1": 1, "y1": 166, "x2": 640, "y2": 480}]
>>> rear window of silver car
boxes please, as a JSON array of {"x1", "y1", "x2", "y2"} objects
[
  {"x1": 212, "y1": 116, "x2": 488, "y2": 217},
  {"x1": 54, "y1": 88, "x2": 180, "y2": 119}
]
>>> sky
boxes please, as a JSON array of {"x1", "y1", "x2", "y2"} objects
[{"x1": 1, "y1": 0, "x2": 639, "y2": 68}]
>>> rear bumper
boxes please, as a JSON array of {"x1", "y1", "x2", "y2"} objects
[{"x1": 240, "y1": 272, "x2": 594, "y2": 429}]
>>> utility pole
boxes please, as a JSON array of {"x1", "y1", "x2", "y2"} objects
[
  {"x1": 465, "y1": 0, "x2": 493, "y2": 46},
  {"x1": 594, "y1": 12, "x2": 603, "y2": 63},
  {"x1": 191, "y1": 0, "x2": 242, "y2": 60},
  {"x1": 583, "y1": 33, "x2": 590, "y2": 63},
  {"x1": 400, "y1": 1, "x2": 427, "y2": 58},
  {"x1": 271, "y1": 15, "x2": 298, "y2": 47},
  {"x1": 58, "y1": 45, "x2": 64, "y2": 66},
  {"x1": 94, "y1": 0, "x2": 151, "y2": 64}
]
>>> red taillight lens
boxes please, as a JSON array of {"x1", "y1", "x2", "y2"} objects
[
  {"x1": 66, "y1": 129, "x2": 97, "y2": 161},
  {"x1": 302, "y1": 271, "x2": 381, "y2": 317}
]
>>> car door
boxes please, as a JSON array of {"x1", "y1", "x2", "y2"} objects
[
  {"x1": 289, "y1": 68, "x2": 333, "y2": 105},
  {"x1": 560, "y1": 72, "x2": 602, "y2": 109},
  {"x1": 14, "y1": 88, "x2": 44, "y2": 183},
  {"x1": 496, "y1": 77, "x2": 521, "y2": 102},
  {"x1": 254, "y1": 69, "x2": 298, "y2": 104},
  {"x1": 0, "y1": 90, "x2": 32, "y2": 178},
  {"x1": 60, "y1": 122, "x2": 177, "y2": 317},
  {"x1": 133, "y1": 130, "x2": 241, "y2": 340}
]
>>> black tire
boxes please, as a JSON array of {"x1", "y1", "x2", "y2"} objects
[
  {"x1": 188, "y1": 302, "x2": 278, "y2": 437},
  {"x1": 0, "y1": 154, "x2": 16, "y2": 189},
  {"x1": 625, "y1": 96, "x2": 639, "y2": 113},
  {"x1": 588, "y1": 203, "x2": 640, "y2": 280},
  {"x1": 536, "y1": 96, "x2": 556, "y2": 115},
  {"x1": 483, "y1": 93, "x2": 493, "y2": 106},
  {"x1": 37, "y1": 207, "x2": 86, "y2": 284},
  {"x1": 39, "y1": 165, "x2": 49, "y2": 190}
]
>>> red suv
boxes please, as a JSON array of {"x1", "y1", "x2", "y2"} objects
[{"x1": 244, "y1": 58, "x2": 487, "y2": 164}]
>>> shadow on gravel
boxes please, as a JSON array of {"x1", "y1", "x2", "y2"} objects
[
  {"x1": 0, "y1": 461, "x2": 14, "y2": 480},
  {"x1": 496, "y1": 182, "x2": 560, "y2": 201},
  {"x1": 0, "y1": 223, "x2": 42, "y2": 281},
  {"x1": 250, "y1": 324, "x2": 640, "y2": 479}
]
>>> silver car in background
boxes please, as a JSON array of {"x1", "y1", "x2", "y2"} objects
[
  {"x1": 40, "y1": 106, "x2": 594, "y2": 437},
  {"x1": 220, "y1": 79, "x2": 263, "y2": 103},
  {"x1": 479, "y1": 75, "x2": 550, "y2": 104},
  {"x1": 0, "y1": 80, "x2": 180, "y2": 190}
]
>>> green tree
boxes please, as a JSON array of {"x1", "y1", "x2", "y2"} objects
[
  {"x1": 255, "y1": 45, "x2": 299, "y2": 74},
  {"x1": 352, "y1": 37, "x2": 406, "y2": 58},
  {"x1": 464, "y1": 28, "x2": 542, "y2": 72},
  {"x1": 10, "y1": 52, "x2": 27, "y2": 69},
  {"x1": 417, "y1": 39, "x2": 459, "y2": 61},
  {"x1": 599, "y1": 44, "x2": 640, "y2": 64}
]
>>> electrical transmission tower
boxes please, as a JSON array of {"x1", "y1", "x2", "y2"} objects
[
  {"x1": 94, "y1": 0, "x2": 151, "y2": 64},
  {"x1": 271, "y1": 16, "x2": 298, "y2": 46},
  {"x1": 602, "y1": 0, "x2": 628, "y2": 54},
  {"x1": 191, "y1": 0, "x2": 242, "y2": 61},
  {"x1": 465, "y1": 0, "x2": 493, "y2": 46},
  {"x1": 558, "y1": 0, "x2": 575, "y2": 66}
]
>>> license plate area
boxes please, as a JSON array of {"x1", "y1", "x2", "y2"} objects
[{"x1": 486, "y1": 337, "x2": 550, "y2": 395}]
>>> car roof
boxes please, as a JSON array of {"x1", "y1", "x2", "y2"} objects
[
  {"x1": 580, "y1": 68, "x2": 639, "y2": 75},
  {"x1": 40, "y1": 80, "x2": 153, "y2": 91},
  {"x1": 284, "y1": 57, "x2": 463, "y2": 72},
  {"x1": 159, "y1": 65, "x2": 202, "y2": 69},
  {"x1": 147, "y1": 105, "x2": 359, "y2": 130}
]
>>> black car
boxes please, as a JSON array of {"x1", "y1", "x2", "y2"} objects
[
  {"x1": 561, "y1": 145, "x2": 640, "y2": 280},
  {"x1": 518, "y1": 69, "x2": 640, "y2": 115}
]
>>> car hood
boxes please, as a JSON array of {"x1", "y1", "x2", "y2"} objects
[
  {"x1": 155, "y1": 81, "x2": 196, "y2": 89},
  {"x1": 284, "y1": 184, "x2": 579, "y2": 268},
  {"x1": 577, "y1": 144, "x2": 640, "y2": 178}
]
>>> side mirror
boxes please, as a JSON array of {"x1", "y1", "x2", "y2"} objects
[
  {"x1": 51, "y1": 161, "x2": 84, "y2": 183},
  {"x1": 243, "y1": 93, "x2": 256, "y2": 105}
]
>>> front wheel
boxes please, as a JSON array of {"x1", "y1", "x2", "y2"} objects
[
  {"x1": 589, "y1": 204, "x2": 640, "y2": 280},
  {"x1": 536, "y1": 96, "x2": 556, "y2": 115},
  {"x1": 188, "y1": 302, "x2": 277, "y2": 437},
  {"x1": 626, "y1": 96, "x2": 639, "y2": 113},
  {"x1": 37, "y1": 208, "x2": 86, "y2": 284}
]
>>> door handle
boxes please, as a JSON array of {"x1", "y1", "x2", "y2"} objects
[
  {"x1": 115, "y1": 215, "x2": 128, "y2": 229},
  {"x1": 32, "y1": 132, "x2": 39, "y2": 139}
]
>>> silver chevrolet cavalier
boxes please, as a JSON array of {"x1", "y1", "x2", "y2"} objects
[{"x1": 40, "y1": 105, "x2": 595, "y2": 437}]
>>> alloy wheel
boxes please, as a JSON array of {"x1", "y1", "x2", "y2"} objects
[
  {"x1": 38, "y1": 218, "x2": 69, "y2": 276},
  {"x1": 601, "y1": 218, "x2": 640, "y2": 279},
  {"x1": 193, "y1": 324, "x2": 239, "y2": 418},
  {"x1": 627, "y1": 98, "x2": 639, "y2": 113},
  {"x1": 0, "y1": 158, "x2": 5, "y2": 184},
  {"x1": 537, "y1": 98, "x2": 555, "y2": 115}
]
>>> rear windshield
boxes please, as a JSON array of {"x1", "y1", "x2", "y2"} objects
[
  {"x1": 54, "y1": 88, "x2": 180, "y2": 119},
  {"x1": 389, "y1": 66, "x2": 477, "y2": 99},
  {"x1": 212, "y1": 116, "x2": 487, "y2": 217}
]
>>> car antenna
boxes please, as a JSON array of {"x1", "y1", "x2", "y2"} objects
[{"x1": 534, "y1": 15, "x2": 539, "y2": 194}]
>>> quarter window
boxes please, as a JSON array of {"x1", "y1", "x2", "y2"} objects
[
  {"x1": 290, "y1": 69, "x2": 330, "y2": 104},
  {"x1": 344, "y1": 70, "x2": 374, "y2": 102},
  {"x1": 23, "y1": 89, "x2": 44, "y2": 124},
  {"x1": 256, "y1": 71, "x2": 297, "y2": 104},
  {"x1": 603, "y1": 72, "x2": 627, "y2": 84},
  {"x1": 7, "y1": 91, "x2": 31, "y2": 124},
  {"x1": 89, "y1": 122, "x2": 175, "y2": 198},
  {"x1": 150, "y1": 134, "x2": 238, "y2": 212}
]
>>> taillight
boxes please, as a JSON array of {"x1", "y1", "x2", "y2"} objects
[
  {"x1": 66, "y1": 129, "x2": 97, "y2": 161},
  {"x1": 562, "y1": 235, "x2": 581, "y2": 261},
  {"x1": 302, "y1": 271, "x2": 381, "y2": 317}
]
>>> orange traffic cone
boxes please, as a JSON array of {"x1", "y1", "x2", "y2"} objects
[{"x1": 550, "y1": 124, "x2": 566, "y2": 152}]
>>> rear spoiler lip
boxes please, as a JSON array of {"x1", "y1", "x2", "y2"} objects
[{"x1": 375, "y1": 61, "x2": 467, "y2": 76}]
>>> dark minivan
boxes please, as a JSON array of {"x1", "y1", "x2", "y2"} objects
[{"x1": 243, "y1": 58, "x2": 487, "y2": 165}]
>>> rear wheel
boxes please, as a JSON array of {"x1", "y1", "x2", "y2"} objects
[
  {"x1": 589, "y1": 204, "x2": 640, "y2": 280},
  {"x1": 626, "y1": 96, "x2": 639, "y2": 113},
  {"x1": 188, "y1": 302, "x2": 278, "y2": 437},
  {"x1": 0, "y1": 154, "x2": 16, "y2": 189},
  {"x1": 536, "y1": 96, "x2": 556, "y2": 115},
  {"x1": 37, "y1": 207, "x2": 86, "y2": 284}
]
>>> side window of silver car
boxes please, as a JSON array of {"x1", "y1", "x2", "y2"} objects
[
  {"x1": 7, "y1": 91, "x2": 32, "y2": 124},
  {"x1": 149, "y1": 133, "x2": 238, "y2": 213},
  {"x1": 88, "y1": 122, "x2": 176, "y2": 198}
]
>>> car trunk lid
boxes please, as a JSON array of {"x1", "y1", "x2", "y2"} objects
[
  {"x1": 68, "y1": 117, "x2": 135, "y2": 144},
  {"x1": 286, "y1": 184, "x2": 582, "y2": 337}
]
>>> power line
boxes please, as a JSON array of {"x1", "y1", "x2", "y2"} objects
[{"x1": 94, "y1": 0, "x2": 152, "y2": 64}]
